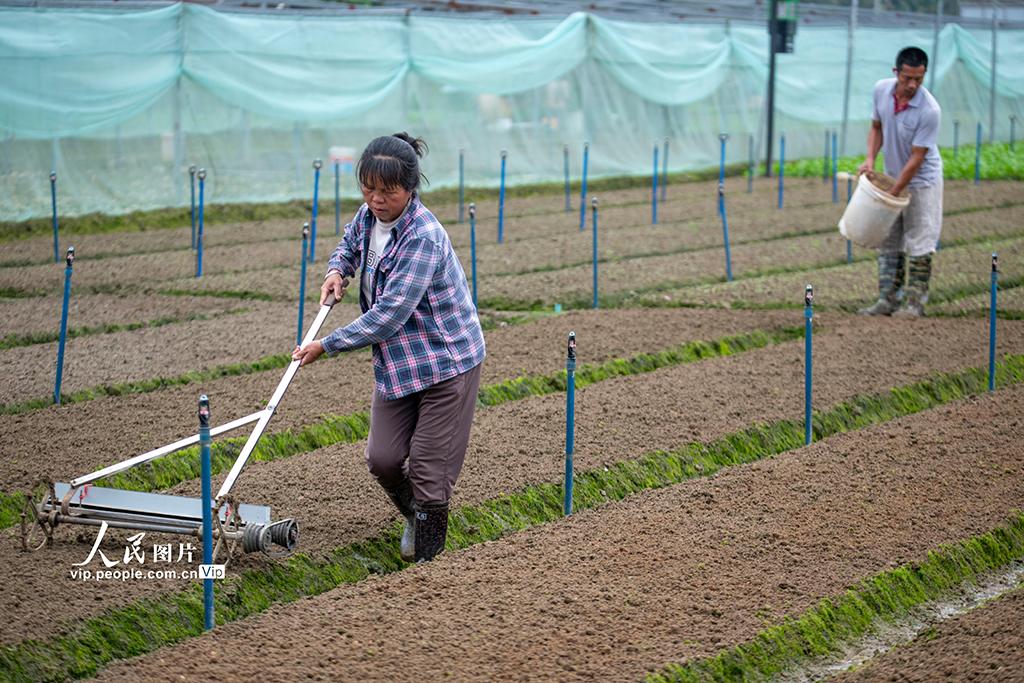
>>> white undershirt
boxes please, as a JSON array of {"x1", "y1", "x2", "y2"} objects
[{"x1": 360, "y1": 212, "x2": 400, "y2": 305}]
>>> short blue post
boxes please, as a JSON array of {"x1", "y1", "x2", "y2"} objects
[
  {"x1": 198, "y1": 395, "x2": 214, "y2": 632},
  {"x1": 591, "y1": 197, "x2": 599, "y2": 309},
  {"x1": 846, "y1": 176, "x2": 853, "y2": 263},
  {"x1": 974, "y1": 123, "x2": 982, "y2": 185},
  {"x1": 953, "y1": 119, "x2": 960, "y2": 158},
  {"x1": 831, "y1": 130, "x2": 839, "y2": 204},
  {"x1": 497, "y1": 150, "x2": 507, "y2": 244},
  {"x1": 660, "y1": 138, "x2": 669, "y2": 202},
  {"x1": 458, "y1": 149, "x2": 465, "y2": 223},
  {"x1": 49, "y1": 172, "x2": 60, "y2": 263},
  {"x1": 297, "y1": 223, "x2": 309, "y2": 347},
  {"x1": 823, "y1": 129, "x2": 830, "y2": 183},
  {"x1": 308, "y1": 159, "x2": 321, "y2": 263},
  {"x1": 578, "y1": 142, "x2": 589, "y2": 231},
  {"x1": 718, "y1": 182, "x2": 733, "y2": 283},
  {"x1": 189, "y1": 165, "x2": 197, "y2": 249},
  {"x1": 53, "y1": 246, "x2": 74, "y2": 405},
  {"x1": 563, "y1": 331, "x2": 576, "y2": 516},
  {"x1": 563, "y1": 144, "x2": 571, "y2": 212},
  {"x1": 989, "y1": 253, "x2": 999, "y2": 392},
  {"x1": 469, "y1": 203, "x2": 478, "y2": 308},
  {"x1": 334, "y1": 161, "x2": 341, "y2": 236},
  {"x1": 778, "y1": 134, "x2": 786, "y2": 209},
  {"x1": 804, "y1": 284, "x2": 814, "y2": 445},
  {"x1": 1011, "y1": 116, "x2": 1017, "y2": 152},
  {"x1": 195, "y1": 168, "x2": 206, "y2": 278},
  {"x1": 651, "y1": 144, "x2": 658, "y2": 225},
  {"x1": 747, "y1": 134, "x2": 754, "y2": 194}
]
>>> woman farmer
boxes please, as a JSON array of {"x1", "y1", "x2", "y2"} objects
[{"x1": 292, "y1": 133, "x2": 485, "y2": 562}]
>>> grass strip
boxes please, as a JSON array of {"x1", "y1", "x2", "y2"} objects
[
  {"x1": 646, "y1": 514, "x2": 1024, "y2": 682},
  {"x1": 0, "y1": 326, "x2": 803, "y2": 528},
  {"x1": 2, "y1": 355, "x2": 1022, "y2": 682},
  {"x1": 0, "y1": 309, "x2": 249, "y2": 351}
]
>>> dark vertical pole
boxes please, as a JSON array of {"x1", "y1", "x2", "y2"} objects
[
  {"x1": 765, "y1": 0, "x2": 778, "y2": 178},
  {"x1": 469, "y1": 203, "x2": 478, "y2": 308},
  {"x1": 50, "y1": 172, "x2": 59, "y2": 263},
  {"x1": 563, "y1": 331, "x2": 576, "y2": 516},
  {"x1": 198, "y1": 395, "x2": 214, "y2": 632},
  {"x1": 1011, "y1": 115, "x2": 1017, "y2": 151},
  {"x1": 54, "y1": 246, "x2": 74, "y2": 405},
  {"x1": 804, "y1": 284, "x2": 814, "y2": 445},
  {"x1": 823, "y1": 129, "x2": 830, "y2": 183}
]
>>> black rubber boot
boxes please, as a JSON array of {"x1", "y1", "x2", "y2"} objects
[
  {"x1": 858, "y1": 252, "x2": 905, "y2": 316},
  {"x1": 413, "y1": 500, "x2": 449, "y2": 563},
  {"x1": 382, "y1": 479, "x2": 415, "y2": 562},
  {"x1": 893, "y1": 254, "x2": 932, "y2": 318}
]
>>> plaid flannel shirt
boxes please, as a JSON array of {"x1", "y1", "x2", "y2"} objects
[{"x1": 320, "y1": 194, "x2": 485, "y2": 400}]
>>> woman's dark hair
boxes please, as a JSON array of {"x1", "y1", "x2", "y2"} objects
[
  {"x1": 895, "y1": 46, "x2": 928, "y2": 72},
  {"x1": 357, "y1": 132, "x2": 429, "y2": 192}
]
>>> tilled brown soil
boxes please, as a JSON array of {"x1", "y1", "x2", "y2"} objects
[
  {"x1": 91, "y1": 384, "x2": 1024, "y2": 682},
  {"x1": 0, "y1": 308, "x2": 795, "y2": 494},
  {"x1": 834, "y1": 587, "x2": 1024, "y2": 683},
  {"x1": 3, "y1": 314, "x2": 1021, "y2": 647}
]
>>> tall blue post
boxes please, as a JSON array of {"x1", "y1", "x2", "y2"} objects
[
  {"x1": 458, "y1": 149, "x2": 465, "y2": 223},
  {"x1": 718, "y1": 134, "x2": 733, "y2": 282},
  {"x1": 198, "y1": 395, "x2": 214, "y2": 632},
  {"x1": 53, "y1": 246, "x2": 74, "y2": 405},
  {"x1": 195, "y1": 168, "x2": 206, "y2": 278},
  {"x1": 578, "y1": 142, "x2": 589, "y2": 231},
  {"x1": 189, "y1": 165, "x2": 197, "y2": 249},
  {"x1": 778, "y1": 134, "x2": 786, "y2": 209},
  {"x1": 497, "y1": 150, "x2": 507, "y2": 244},
  {"x1": 309, "y1": 159, "x2": 321, "y2": 263},
  {"x1": 591, "y1": 197, "x2": 599, "y2": 309},
  {"x1": 297, "y1": 223, "x2": 309, "y2": 347},
  {"x1": 831, "y1": 130, "x2": 839, "y2": 203},
  {"x1": 651, "y1": 145, "x2": 658, "y2": 224},
  {"x1": 974, "y1": 123, "x2": 982, "y2": 185},
  {"x1": 660, "y1": 138, "x2": 669, "y2": 202},
  {"x1": 563, "y1": 331, "x2": 576, "y2": 516},
  {"x1": 953, "y1": 119, "x2": 960, "y2": 158},
  {"x1": 50, "y1": 172, "x2": 59, "y2": 263},
  {"x1": 804, "y1": 284, "x2": 814, "y2": 445},
  {"x1": 846, "y1": 176, "x2": 853, "y2": 264},
  {"x1": 747, "y1": 134, "x2": 754, "y2": 194},
  {"x1": 989, "y1": 253, "x2": 999, "y2": 392},
  {"x1": 469, "y1": 203, "x2": 478, "y2": 308},
  {"x1": 563, "y1": 144, "x2": 571, "y2": 212},
  {"x1": 334, "y1": 161, "x2": 341, "y2": 236},
  {"x1": 823, "y1": 129, "x2": 829, "y2": 183}
]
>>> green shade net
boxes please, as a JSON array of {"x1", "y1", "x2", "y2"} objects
[{"x1": 0, "y1": 5, "x2": 1021, "y2": 220}]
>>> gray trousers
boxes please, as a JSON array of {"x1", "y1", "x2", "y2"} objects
[
  {"x1": 880, "y1": 178, "x2": 943, "y2": 257},
  {"x1": 365, "y1": 362, "x2": 482, "y2": 505}
]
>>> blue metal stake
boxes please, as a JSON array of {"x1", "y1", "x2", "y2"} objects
[
  {"x1": 458, "y1": 149, "x2": 465, "y2": 223},
  {"x1": 189, "y1": 165, "x2": 197, "y2": 249},
  {"x1": 497, "y1": 151, "x2": 507, "y2": 244},
  {"x1": 831, "y1": 130, "x2": 839, "y2": 204},
  {"x1": 195, "y1": 169, "x2": 206, "y2": 278},
  {"x1": 778, "y1": 134, "x2": 786, "y2": 209},
  {"x1": 719, "y1": 183, "x2": 733, "y2": 282},
  {"x1": 49, "y1": 172, "x2": 59, "y2": 263},
  {"x1": 953, "y1": 120, "x2": 960, "y2": 158},
  {"x1": 579, "y1": 142, "x2": 589, "y2": 231},
  {"x1": 309, "y1": 159, "x2": 321, "y2": 263},
  {"x1": 747, "y1": 134, "x2": 754, "y2": 194},
  {"x1": 804, "y1": 284, "x2": 814, "y2": 445},
  {"x1": 823, "y1": 129, "x2": 830, "y2": 183},
  {"x1": 1011, "y1": 116, "x2": 1017, "y2": 152},
  {"x1": 563, "y1": 145, "x2": 571, "y2": 212},
  {"x1": 718, "y1": 133, "x2": 727, "y2": 186},
  {"x1": 297, "y1": 223, "x2": 309, "y2": 347},
  {"x1": 54, "y1": 246, "x2": 74, "y2": 405},
  {"x1": 563, "y1": 331, "x2": 576, "y2": 516},
  {"x1": 591, "y1": 197, "x2": 599, "y2": 309},
  {"x1": 334, "y1": 161, "x2": 341, "y2": 236},
  {"x1": 989, "y1": 253, "x2": 999, "y2": 392},
  {"x1": 469, "y1": 203, "x2": 478, "y2": 308},
  {"x1": 198, "y1": 395, "x2": 214, "y2": 632},
  {"x1": 651, "y1": 145, "x2": 658, "y2": 225},
  {"x1": 846, "y1": 177, "x2": 853, "y2": 263},
  {"x1": 661, "y1": 138, "x2": 669, "y2": 202},
  {"x1": 974, "y1": 123, "x2": 982, "y2": 185}
]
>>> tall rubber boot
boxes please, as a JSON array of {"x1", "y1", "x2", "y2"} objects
[
  {"x1": 893, "y1": 254, "x2": 932, "y2": 318},
  {"x1": 382, "y1": 479, "x2": 416, "y2": 562},
  {"x1": 413, "y1": 500, "x2": 449, "y2": 563},
  {"x1": 858, "y1": 252, "x2": 905, "y2": 316}
]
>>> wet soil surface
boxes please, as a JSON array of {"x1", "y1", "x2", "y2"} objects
[
  {"x1": 3, "y1": 313, "x2": 1021, "y2": 647},
  {"x1": 833, "y1": 586, "x2": 1024, "y2": 683},
  {"x1": 90, "y1": 384, "x2": 1024, "y2": 682}
]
